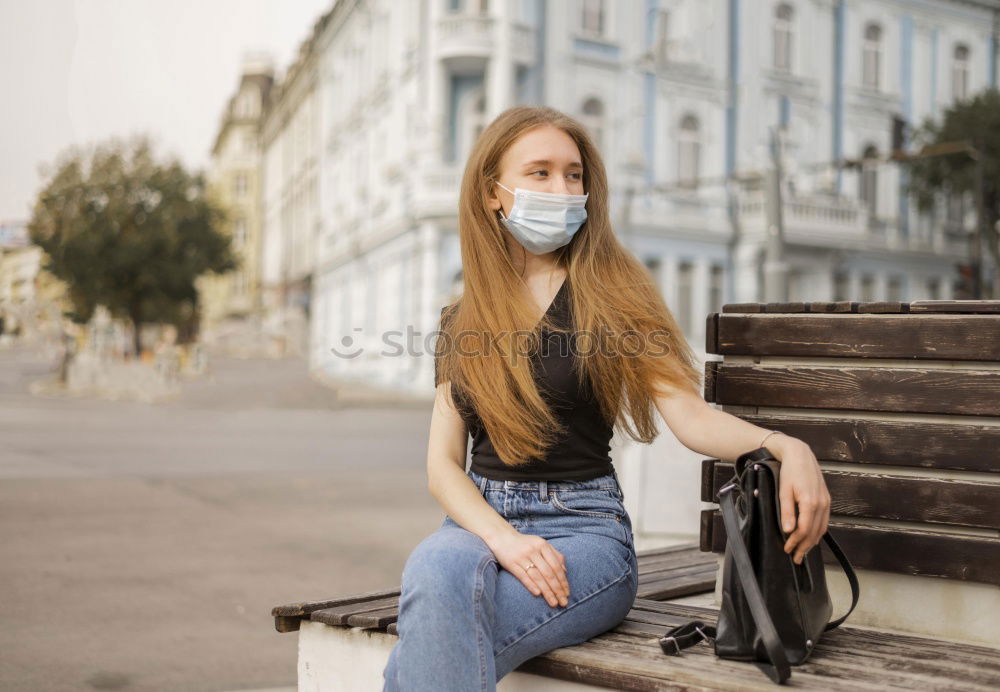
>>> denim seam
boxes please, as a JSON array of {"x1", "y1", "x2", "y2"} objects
[
  {"x1": 474, "y1": 551, "x2": 495, "y2": 692},
  {"x1": 548, "y1": 492, "x2": 621, "y2": 522},
  {"x1": 493, "y1": 565, "x2": 631, "y2": 660}
]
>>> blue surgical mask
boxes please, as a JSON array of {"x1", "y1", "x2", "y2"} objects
[{"x1": 493, "y1": 180, "x2": 588, "y2": 255}]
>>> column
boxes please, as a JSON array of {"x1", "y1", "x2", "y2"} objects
[
  {"x1": 660, "y1": 256, "x2": 678, "y2": 318},
  {"x1": 486, "y1": 0, "x2": 513, "y2": 120},
  {"x1": 733, "y1": 240, "x2": 761, "y2": 303},
  {"x1": 418, "y1": 221, "x2": 440, "y2": 386},
  {"x1": 692, "y1": 259, "x2": 711, "y2": 354},
  {"x1": 426, "y1": 0, "x2": 447, "y2": 166}
]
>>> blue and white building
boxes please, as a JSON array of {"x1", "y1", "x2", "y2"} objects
[{"x1": 258, "y1": 0, "x2": 999, "y2": 540}]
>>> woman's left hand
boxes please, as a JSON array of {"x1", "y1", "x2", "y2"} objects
[{"x1": 769, "y1": 436, "x2": 832, "y2": 564}]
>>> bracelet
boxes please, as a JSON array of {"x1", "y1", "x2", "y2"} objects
[{"x1": 759, "y1": 430, "x2": 784, "y2": 448}]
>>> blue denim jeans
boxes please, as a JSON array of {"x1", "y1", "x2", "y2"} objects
[{"x1": 382, "y1": 467, "x2": 638, "y2": 691}]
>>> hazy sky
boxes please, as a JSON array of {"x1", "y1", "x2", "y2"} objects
[{"x1": 0, "y1": 0, "x2": 333, "y2": 221}]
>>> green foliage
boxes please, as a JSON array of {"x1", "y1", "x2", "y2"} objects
[
  {"x1": 27, "y1": 134, "x2": 237, "y2": 350},
  {"x1": 907, "y1": 88, "x2": 1000, "y2": 271}
]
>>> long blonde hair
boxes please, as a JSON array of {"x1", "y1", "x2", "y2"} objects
[{"x1": 435, "y1": 105, "x2": 702, "y2": 467}]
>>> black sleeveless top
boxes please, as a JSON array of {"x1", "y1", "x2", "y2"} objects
[{"x1": 434, "y1": 276, "x2": 615, "y2": 480}]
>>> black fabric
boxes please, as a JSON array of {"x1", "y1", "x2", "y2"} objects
[{"x1": 434, "y1": 276, "x2": 614, "y2": 481}]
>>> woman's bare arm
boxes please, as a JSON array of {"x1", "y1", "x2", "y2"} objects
[
  {"x1": 651, "y1": 382, "x2": 831, "y2": 565},
  {"x1": 425, "y1": 381, "x2": 570, "y2": 607},
  {"x1": 425, "y1": 381, "x2": 515, "y2": 545},
  {"x1": 651, "y1": 384, "x2": 774, "y2": 463}
]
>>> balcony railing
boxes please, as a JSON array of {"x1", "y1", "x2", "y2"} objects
[{"x1": 436, "y1": 15, "x2": 494, "y2": 59}]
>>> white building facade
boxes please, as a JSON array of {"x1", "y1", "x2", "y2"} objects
[
  {"x1": 260, "y1": 30, "x2": 324, "y2": 357},
  {"x1": 203, "y1": 54, "x2": 275, "y2": 339},
  {"x1": 261, "y1": 0, "x2": 999, "y2": 541}
]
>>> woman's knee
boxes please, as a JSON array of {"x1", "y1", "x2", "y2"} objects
[{"x1": 401, "y1": 526, "x2": 497, "y2": 598}]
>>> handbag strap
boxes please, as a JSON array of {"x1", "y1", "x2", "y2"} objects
[
  {"x1": 659, "y1": 487, "x2": 790, "y2": 684},
  {"x1": 659, "y1": 462, "x2": 863, "y2": 684},
  {"x1": 819, "y1": 528, "x2": 861, "y2": 630},
  {"x1": 717, "y1": 484, "x2": 792, "y2": 684}
]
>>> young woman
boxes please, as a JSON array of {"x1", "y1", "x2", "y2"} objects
[{"x1": 382, "y1": 105, "x2": 831, "y2": 690}]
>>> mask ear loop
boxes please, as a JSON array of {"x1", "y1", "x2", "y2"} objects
[{"x1": 491, "y1": 178, "x2": 512, "y2": 221}]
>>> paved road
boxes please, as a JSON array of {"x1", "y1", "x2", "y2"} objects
[{"x1": 0, "y1": 345, "x2": 447, "y2": 692}]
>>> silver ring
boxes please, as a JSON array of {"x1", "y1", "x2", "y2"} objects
[{"x1": 524, "y1": 562, "x2": 535, "y2": 570}]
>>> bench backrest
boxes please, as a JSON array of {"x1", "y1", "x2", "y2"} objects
[{"x1": 700, "y1": 299, "x2": 1000, "y2": 646}]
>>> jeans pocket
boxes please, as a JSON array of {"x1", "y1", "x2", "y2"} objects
[{"x1": 549, "y1": 489, "x2": 625, "y2": 523}]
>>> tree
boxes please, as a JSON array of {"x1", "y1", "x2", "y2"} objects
[
  {"x1": 907, "y1": 88, "x2": 1000, "y2": 298},
  {"x1": 27, "y1": 134, "x2": 237, "y2": 355}
]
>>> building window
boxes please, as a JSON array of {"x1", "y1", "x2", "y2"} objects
[
  {"x1": 676, "y1": 261, "x2": 694, "y2": 335},
  {"x1": 581, "y1": 97, "x2": 605, "y2": 152},
  {"x1": 456, "y1": 87, "x2": 486, "y2": 163},
  {"x1": 787, "y1": 268, "x2": 803, "y2": 301},
  {"x1": 235, "y1": 90, "x2": 258, "y2": 119},
  {"x1": 953, "y1": 44, "x2": 970, "y2": 102},
  {"x1": 709, "y1": 264, "x2": 724, "y2": 312},
  {"x1": 580, "y1": 0, "x2": 606, "y2": 37},
  {"x1": 645, "y1": 256, "x2": 662, "y2": 290},
  {"x1": 773, "y1": 3, "x2": 794, "y2": 73},
  {"x1": 859, "y1": 145, "x2": 878, "y2": 218},
  {"x1": 448, "y1": 74, "x2": 485, "y2": 163},
  {"x1": 235, "y1": 172, "x2": 248, "y2": 198},
  {"x1": 833, "y1": 270, "x2": 849, "y2": 301},
  {"x1": 677, "y1": 114, "x2": 701, "y2": 189},
  {"x1": 862, "y1": 23, "x2": 882, "y2": 91},
  {"x1": 860, "y1": 274, "x2": 875, "y2": 302},
  {"x1": 234, "y1": 217, "x2": 247, "y2": 248},
  {"x1": 887, "y1": 275, "x2": 902, "y2": 301},
  {"x1": 472, "y1": 91, "x2": 486, "y2": 142}
]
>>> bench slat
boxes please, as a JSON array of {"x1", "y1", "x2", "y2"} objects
[
  {"x1": 700, "y1": 510, "x2": 1000, "y2": 585},
  {"x1": 637, "y1": 569, "x2": 718, "y2": 601},
  {"x1": 306, "y1": 594, "x2": 399, "y2": 627},
  {"x1": 530, "y1": 599, "x2": 1000, "y2": 690},
  {"x1": 909, "y1": 300, "x2": 1000, "y2": 313},
  {"x1": 310, "y1": 604, "x2": 401, "y2": 629},
  {"x1": 721, "y1": 301, "x2": 1000, "y2": 314},
  {"x1": 710, "y1": 414, "x2": 1000, "y2": 473},
  {"x1": 283, "y1": 544, "x2": 715, "y2": 635},
  {"x1": 705, "y1": 362, "x2": 1000, "y2": 416},
  {"x1": 713, "y1": 313, "x2": 1000, "y2": 360},
  {"x1": 625, "y1": 600, "x2": 1000, "y2": 675},
  {"x1": 271, "y1": 587, "x2": 400, "y2": 617},
  {"x1": 703, "y1": 460, "x2": 1000, "y2": 530}
]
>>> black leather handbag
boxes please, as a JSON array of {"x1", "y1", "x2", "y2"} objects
[{"x1": 658, "y1": 447, "x2": 860, "y2": 684}]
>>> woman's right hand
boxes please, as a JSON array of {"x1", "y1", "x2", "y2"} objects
[{"x1": 487, "y1": 531, "x2": 569, "y2": 608}]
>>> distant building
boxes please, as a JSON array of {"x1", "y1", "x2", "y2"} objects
[
  {"x1": 0, "y1": 219, "x2": 42, "y2": 337},
  {"x1": 251, "y1": 0, "x2": 999, "y2": 544},
  {"x1": 255, "y1": 0, "x2": 996, "y2": 391},
  {"x1": 202, "y1": 52, "x2": 275, "y2": 338}
]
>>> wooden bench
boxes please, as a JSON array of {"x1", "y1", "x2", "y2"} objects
[
  {"x1": 272, "y1": 543, "x2": 720, "y2": 689},
  {"x1": 271, "y1": 545, "x2": 1000, "y2": 690},
  {"x1": 271, "y1": 299, "x2": 1000, "y2": 689},
  {"x1": 701, "y1": 299, "x2": 1000, "y2": 649}
]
